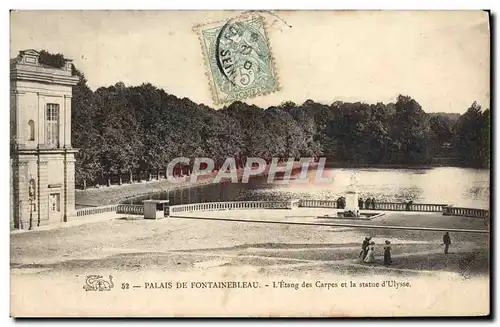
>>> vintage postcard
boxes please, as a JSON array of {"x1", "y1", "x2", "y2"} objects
[
  {"x1": 194, "y1": 13, "x2": 280, "y2": 105},
  {"x1": 9, "y1": 10, "x2": 490, "y2": 317}
]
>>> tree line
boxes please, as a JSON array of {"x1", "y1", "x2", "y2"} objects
[{"x1": 36, "y1": 51, "x2": 490, "y2": 187}]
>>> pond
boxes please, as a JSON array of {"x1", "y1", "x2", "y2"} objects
[{"x1": 126, "y1": 167, "x2": 490, "y2": 209}]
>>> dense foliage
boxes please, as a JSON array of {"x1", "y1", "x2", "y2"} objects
[{"x1": 37, "y1": 51, "x2": 491, "y2": 185}]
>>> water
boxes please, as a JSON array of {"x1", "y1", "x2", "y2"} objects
[{"x1": 127, "y1": 167, "x2": 490, "y2": 209}]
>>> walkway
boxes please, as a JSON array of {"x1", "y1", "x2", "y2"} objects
[
  {"x1": 10, "y1": 212, "x2": 130, "y2": 234},
  {"x1": 10, "y1": 206, "x2": 490, "y2": 318},
  {"x1": 11, "y1": 207, "x2": 488, "y2": 273},
  {"x1": 173, "y1": 208, "x2": 489, "y2": 233}
]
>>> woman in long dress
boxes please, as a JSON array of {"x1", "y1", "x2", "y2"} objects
[
  {"x1": 384, "y1": 240, "x2": 392, "y2": 265},
  {"x1": 364, "y1": 241, "x2": 376, "y2": 263}
]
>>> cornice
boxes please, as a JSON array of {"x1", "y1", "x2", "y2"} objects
[{"x1": 10, "y1": 65, "x2": 79, "y2": 86}]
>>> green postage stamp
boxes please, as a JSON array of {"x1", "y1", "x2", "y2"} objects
[{"x1": 196, "y1": 15, "x2": 280, "y2": 105}]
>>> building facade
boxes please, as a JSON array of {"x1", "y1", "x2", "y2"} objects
[{"x1": 10, "y1": 49, "x2": 79, "y2": 229}]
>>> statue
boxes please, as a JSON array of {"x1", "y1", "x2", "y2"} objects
[
  {"x1": 28, "y1": 178, "x2": 36, "y2": 200},
  {"x1": 342, "y1": 171, "x2": 360, "y2": 217},
  {"x1": 348, "y1": 171, "x2": 359, "y2": 192}
]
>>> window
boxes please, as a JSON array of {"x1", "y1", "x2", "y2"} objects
[
  {"x1": 45, "y1": 104, "x2": 59, "y2": 147},
  {"x1": 28, "y1": 120, "x2": 35, "y2": 141}
]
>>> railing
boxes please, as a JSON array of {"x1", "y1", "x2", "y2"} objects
[
  {"x1": 371, "y1": 202, "x2": 407, "y2": 211},
  {"x1": 116, "y1": 204, "x2": 144, "y2": 215},
  {"x1": 74, "y1": 200, "x2": 488, "y2": 220},
  {"x1": 299, "y1": 199, "x2": 337, "y2": 208},
  {"x1": 76, "y1": 204, "x2": 118, "y2": 217},
  {"x1": 408, "y1": 203, "x2": 446, "y2": 212},
  {"x1": 170, "y1": 200, "x2": 294, "y2": 215},
  {"x1": 443, "y1": 206, "x2": 489, "y2": 218},
  {"x1": 298, "y1": 200, "x2": 444, "y2": 212},
  {"x1": 369, "y1": 202, "x2": 445, "y2": 212}
]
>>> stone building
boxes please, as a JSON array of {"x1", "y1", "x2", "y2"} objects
[{"x1": 10, "y1": 49, "x2": 79, "y2": 229}]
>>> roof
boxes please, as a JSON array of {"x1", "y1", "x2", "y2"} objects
[
  {"x1": 19, "y1": 49, "x2": 40, "y2": 56},
  {"x1": 142, "y1": 200, "x2": 170, "y2": 203}
]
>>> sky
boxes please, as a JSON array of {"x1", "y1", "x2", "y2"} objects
[{"x1": 10, "y1": 10, "x2": 490, "y2": 113}]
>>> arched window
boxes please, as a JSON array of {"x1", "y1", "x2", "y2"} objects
[{"x1": 28, "y1": 120, "x2": 35, "y2": 141}]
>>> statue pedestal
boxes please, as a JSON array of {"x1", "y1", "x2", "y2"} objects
[{"x1": 344, "y1": 191, "x2": 359, "y2": 216}]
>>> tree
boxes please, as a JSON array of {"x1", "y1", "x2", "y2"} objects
[
  {"x1": 33, "y1": 50, "x2": 491, "y2": 181},
  {"x1": 453, "y1": 102, "x2": 490, "y2": 168},
  {"x1": 429, "y1": 115, "x2": 454, "y2": 158},
  {"x1": 389, "y1": 95, "x2": 431, "y2": 164}
]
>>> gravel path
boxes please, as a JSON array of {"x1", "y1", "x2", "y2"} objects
[
  {"x1": 10, "y1": 208, "x2": 490, "y2": 317},
  {"x1": 11, "y1": 209, "x2": 489, "y2": 278}
]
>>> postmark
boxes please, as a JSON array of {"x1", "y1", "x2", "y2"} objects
[{"x1": 195, "y1": 14, "x2": 280, "y2": 105}]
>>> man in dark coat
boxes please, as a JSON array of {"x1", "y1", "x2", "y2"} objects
[
  {"x1": 360, "y1": 237, "x2": 371, "y2": 260},
  {"x1": 443, "y1": 232, "x2": 451, "y2": 254},
  {"x1": 365, "y1": 197, "x2": 371, "y2": 210},
  {"x1": 358, "y1": 198, "x2": 364, "y2": 209}
]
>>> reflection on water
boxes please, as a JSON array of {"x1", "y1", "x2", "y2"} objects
[{"x1": 128, "y1": 167, "x2": 490, "y2": 209}]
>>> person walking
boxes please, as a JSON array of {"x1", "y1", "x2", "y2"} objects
[
  {"x1": 443, "y1": 232, "x2": 451, "y2": 254},
  {"x1": 364, "y1": 241, "x2": 376, "y2": 263},
  {"x1": 358, "y1": 198, "x2": 364, "y2": 209},
  {"x1": 383, "y1": 240, "x2": 392, "y2": 265},
  {"x1": 359, "y1": 237, "x2": 371, "y2": 261},
  {"x1": 371, "y1": 197, "x2": 376, "y2": 210}
]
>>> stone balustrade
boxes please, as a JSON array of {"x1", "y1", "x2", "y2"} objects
[
  {"x1": 443, "y1": 206, "x2": 489, "y2": 218},
  {"x1": 75, "y1": 199, "x2": 488, "y2": 220},
  {"x1": 169, "y1": 200, "x2": 294, "y2": 215},
  {"x1": 116, "y1": 204, "x2": 145, "y2": 215},
  {"x1": 76, "y1": 204, "x2": 118, "y2": 217},
  {"x1": 299, "y1": 199, "x2": 337, "y2": 208},
  {"x1": 372, "y1": 202, "x2": 446, "y2": 212},
  {"x1": 408, "y1": 203, "x2": 446, "y2": 212},
  {"x1": 372, "y1": 202, "x2": 407, "y2": 211},
  {"x1": 298, "y1": 200, "x2": 445, "y2": 212}
]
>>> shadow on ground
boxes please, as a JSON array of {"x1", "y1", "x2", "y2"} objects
[{"x1": 11, "y1": 242, "x2": 488, "y2": 278}]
